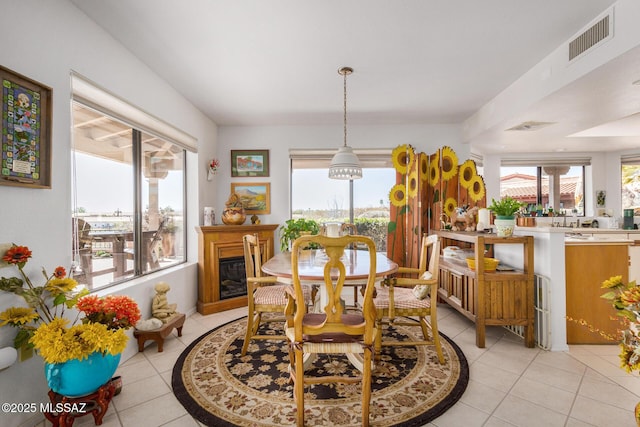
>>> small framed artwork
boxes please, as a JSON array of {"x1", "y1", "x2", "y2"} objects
[
  {"x1": 231, "y1": 149, "x2": 269, "y2": 177},
  {"x1": 0, "y1": 65, "x2": 52, "y2": 189},
  {"x1": 231, "y1": 182, "x2": 271, "y2": 214},
  {"x1": 596, "y1": 190, "x2": 606, "y2": 208}
]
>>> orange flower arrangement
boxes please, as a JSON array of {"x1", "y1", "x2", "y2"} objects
[{"x1": 0, "y1": 244, "x2": 140, "y2": 364}]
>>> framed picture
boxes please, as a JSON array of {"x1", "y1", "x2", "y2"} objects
[
  {"x1": 0, "y1": 65, "x2": 52, "y2": 188},
  {"x1": 596, "y1": 190, "x2": 606, "y2": 208},
  {"x1": 231, "y1": 182, "x2": 271, "y2": 214},
  {"x1": 231, "y1": 149, "x2": 270, "y2": 177}
]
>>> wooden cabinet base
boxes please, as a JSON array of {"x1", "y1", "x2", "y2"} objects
[
  {"x1": 437, "y1": 231, "x2": 535, "y2": 348},
  {"x1": 565, "y1": 244, "x2": 628, "y2": 344}
]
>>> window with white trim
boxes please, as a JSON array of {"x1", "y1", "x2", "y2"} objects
[
  {"x1": 71, "y1": 74, "x2": 195, "y2": 290},
  {"x1": 290, "y1": 149, "x2": 393, "y2": 251}
]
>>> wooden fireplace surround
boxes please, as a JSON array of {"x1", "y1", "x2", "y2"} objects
[{"x1": 196, "y1": 224, "x2": 278, "y2": 314}]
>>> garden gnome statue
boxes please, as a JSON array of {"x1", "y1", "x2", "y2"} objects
[{"x1": 152, "y1": 282, "x2": 178, "y2": 323}]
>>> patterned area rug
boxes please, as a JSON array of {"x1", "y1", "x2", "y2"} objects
[{"x1": 172, "y1": 317, "x2": 468, "y2": 426}]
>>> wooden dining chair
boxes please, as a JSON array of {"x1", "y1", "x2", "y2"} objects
[
  {"x1": 284, "y1": 234, "x2": 378, "y2": 427},
  {"x1": 373, "y1": 233, "x2": 445, "y2": 364},
  {"x1": 241, "y1": 233, "x2": 315, "y2": 356}
]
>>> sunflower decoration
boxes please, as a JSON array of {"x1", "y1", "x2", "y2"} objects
[
  {"x1": 391, "y1": 144, "x2": 415, "y2": 175},
  {"x1": 441, "y1": 146, "x2": 459, "y2": 181},
  {"x1": 428, "y1": 151, "x2": 440, "y2": 187},
  {"x1": 468, "y1": 175, "x2": 486, "y2": 202},
  {"x1": 444, "y1": 197, "x2": 458, "y2": 218},
  {"x1": 406, "y1": 168, "x2": 419, "y2": 198},
  {"x1": 458, "y1": 159, "x2": 477, "y2": 189},
  {"x1": 419, "y1": 153, "x2": 429, "y2": 182},
  {"x1": 389, "y1": 184, "x2": 407, "y2": 207}
]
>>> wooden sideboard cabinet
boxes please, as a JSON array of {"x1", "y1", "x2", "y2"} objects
[
  {"x1": 196, "y1": 224, "x2": 278, "y2": 315},
  {"x1": 436, "y1": 230, "x2": 535, "y2": 348}
]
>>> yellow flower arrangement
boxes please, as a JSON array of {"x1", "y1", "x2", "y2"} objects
[
  {"x1": 0, "y1": 245, "x2": 140, "y2": 364},
  {"x1": 600, "y1": 275, "x2": 640, "y2": 373}
]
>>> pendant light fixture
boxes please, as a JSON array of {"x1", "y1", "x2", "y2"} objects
[{"x1": 328, "y1": 67, "x2": 362, "y2": 180}]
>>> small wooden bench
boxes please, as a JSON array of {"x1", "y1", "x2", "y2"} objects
[{"x1": 133, "y1": 312, "x2": 186, "y2": 352}]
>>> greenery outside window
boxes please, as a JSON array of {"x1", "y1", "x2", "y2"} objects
[{"x1": 290, "y1": 149, "x2": 393, "y2": 251}]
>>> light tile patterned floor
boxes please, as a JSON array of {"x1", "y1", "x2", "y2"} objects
[{"x1": 32, "y1": 305, "x2": 640, "y2": 427}]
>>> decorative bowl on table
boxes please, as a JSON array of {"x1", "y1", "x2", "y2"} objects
[{"x1": 466, "y1": 257, "x2": 500, "y2": 272}]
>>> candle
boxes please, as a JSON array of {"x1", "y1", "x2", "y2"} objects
[{"x1": 478, "y1": 208, "x2": 490, "y2": 229}]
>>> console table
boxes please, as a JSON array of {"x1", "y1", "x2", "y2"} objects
[
  {"x1": 196, "y1": 224, "x2": 278, "y2": 314},
  {"x1": 436, "y1": 230, "x2": 535, "y2": 348}
]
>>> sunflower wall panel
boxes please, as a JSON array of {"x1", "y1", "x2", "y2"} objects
[{"x1": 387, "y1": 145, "x2": 486, "y2": 269}]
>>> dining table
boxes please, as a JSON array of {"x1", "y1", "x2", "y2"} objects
[{"x1": 261, "y1": 249, "x2": 398, "y2": 282}]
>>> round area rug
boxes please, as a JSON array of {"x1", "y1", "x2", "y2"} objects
[{"x1": 172, "y1": 317, "x2": 468, "y2": 426}]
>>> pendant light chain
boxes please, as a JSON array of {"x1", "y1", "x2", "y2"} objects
[
  {"x1": 343, "y1": 69, "x2": 348, "y2": 148},
  {"x1": 329, "y1": 66, "x2": 362, "y2": 180}
]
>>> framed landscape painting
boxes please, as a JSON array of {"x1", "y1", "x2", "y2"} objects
[
  {"x1": 0, "y1": 65, "x2": 52, "y2": 188},
  {"x1": 231, "y1": 149, "x2": 269, "y2": 177},
  {"x1": 231, "y1": 182, "x2": 270, "y2": 214}
]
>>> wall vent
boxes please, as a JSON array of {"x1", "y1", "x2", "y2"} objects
[{"x1": 568, "y1": 13, "x2": 611, "y2": 62}]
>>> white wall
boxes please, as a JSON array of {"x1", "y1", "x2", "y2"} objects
[
  {"x1": 216, "y1": 123, "x2": 467, "y2": 250},
  {"x1": 0, "y1": 1, "x2": 217, "y2": 425}
]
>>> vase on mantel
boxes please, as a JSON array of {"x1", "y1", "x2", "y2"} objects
[{"x1": 221, "y1": 206, "x2": 246, "y2": 225}]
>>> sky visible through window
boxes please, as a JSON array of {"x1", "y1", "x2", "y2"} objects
[{"x1": 292, "y1": 168, "x2": 395, "y2": 212}]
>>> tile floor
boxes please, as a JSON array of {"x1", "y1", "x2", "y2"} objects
[{"x1": 33, "y1": 305, "x2": 640, "y2": 427}]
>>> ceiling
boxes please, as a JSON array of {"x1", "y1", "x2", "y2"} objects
[{"x1": 69, "y1": 0, "x2": 640, "y2": 154}]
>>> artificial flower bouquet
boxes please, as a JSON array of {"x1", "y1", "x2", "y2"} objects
[
  {"x1": 601, "y1": 275, "x2": 640, "y2": 373},
  {"x1": 0, "y1": 245, "x2": 140, "y2": 364}
]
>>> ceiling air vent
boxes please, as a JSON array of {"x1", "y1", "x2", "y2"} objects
[
  {"x1": 568, "y1": 12, "x2": 612, "y2": 62},
  {"x1": 506, "y1": 121, "x2": 555, "y2": 131}
]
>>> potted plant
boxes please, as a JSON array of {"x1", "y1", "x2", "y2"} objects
[
  {"x1": 487, "y1": 196, "x2": 524, "y2": 237},
  {"x1": 279, "y1": 218, "x2": 320, "y2": 252},
  {"x1": 0, "y1": 245, "x2": 140, "y2": 397}
]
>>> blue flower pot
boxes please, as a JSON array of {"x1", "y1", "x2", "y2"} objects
[{"x1": 45, "y1": 352, "x2": 121, "y2": 397}]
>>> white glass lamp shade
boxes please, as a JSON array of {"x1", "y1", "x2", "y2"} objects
[{"x1": 328, "y1": 146, "x2": 363, "y2": 180}]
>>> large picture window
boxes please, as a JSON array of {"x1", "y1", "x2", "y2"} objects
[
  {"x1": 71, "y1": 101, "x2": 186, "y2": 290},
  {"x1": 290, "y1": 150, "x2": 393, "y2": 251},
  {"x1": 622, "y1": 156, "x2": 640, "y2": 216},
  {"x1": 499, "y1": 163, "x2": 585, "y2": 216}
]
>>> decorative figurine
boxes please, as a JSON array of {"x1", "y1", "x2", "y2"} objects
[{"x1": 152, "y1": 282, "x2": 178, "y2": 322}]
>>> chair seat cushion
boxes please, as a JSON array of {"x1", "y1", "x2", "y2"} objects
[
  {"x1": 254, "y1": 285, "x2": 288, "y2": 305},
  {"x1": 373, "y1": 286, "x2": 432, "y2": 310},
  {"x1": 255, "y1": 284, "x2": 314, "y2": 306},
  {"x1": 287, "y1": 312, "x2": 366, "y2": 343}
]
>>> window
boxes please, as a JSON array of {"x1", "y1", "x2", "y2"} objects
[
  {"x1": 499, "y1": 163, "x2": 585, "y2": 216},
  {"x1": 71, "y1": 75, "x2": 194, "y2": 290},
  {"x1": 290, "y1": 150, "x2": 393, "y2": 251},
  {"x1": 622, "y1": 156, "x2": 640, "y2": 216}
]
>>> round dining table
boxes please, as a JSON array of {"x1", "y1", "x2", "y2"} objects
[{"x1": 261, "y1": 249, "x2": 398, "y2": 281}]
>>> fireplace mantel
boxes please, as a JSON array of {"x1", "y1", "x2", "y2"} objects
[{"x1": 196, "y1": 224, "x2": 278, "y2": 314}]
